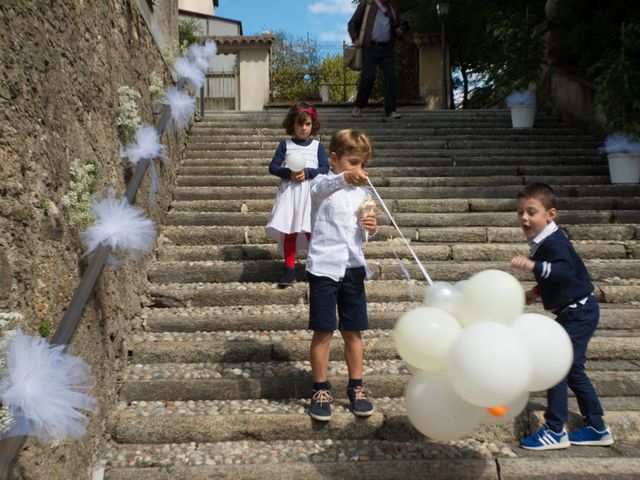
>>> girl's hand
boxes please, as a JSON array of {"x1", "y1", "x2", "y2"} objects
[
  {"x1": 362, "y1": 212, "x2": 377, "y2": 234},
  {"x1": 289, "y1": 170, "x2": 305, "y2": 182},
  {"x1": 344, "y1": 169, "x2": 368, "y2": 186},
  {"x1": 511, "y1": 255, "x2": 535, "y2": 271}
]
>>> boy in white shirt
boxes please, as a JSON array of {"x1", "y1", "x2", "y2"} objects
[{"x1": 305, "y1": 129, "x2": 378, "y2": 421}]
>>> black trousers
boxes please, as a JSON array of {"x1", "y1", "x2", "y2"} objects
[{"x1": 354, "y1": 45, "x2": 396, "y2": 115}]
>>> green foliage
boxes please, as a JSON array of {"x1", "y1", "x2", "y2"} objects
[
  {"x1": 149, "y1": 71, "x2": 165, "y2": 103},
  {"x1": 270, "y1": 31, "x2": 322, "y2": 102},
  {"x1": 316, "y1": 54, "x2": 359, "y2": 103},
  {"x1": 178, "y1": 18, "x2": 202, "y2": 47},
  {"x1": 591, "y1": 22, "x2": 640, "y2": 133},
  {"x1": 61, "y1": 158, "x2": 100, "y2": 230},
  {"x1": 38, "y1": 318, "x2": 53, "y2": 338},
  {"x1": 116, "y1": 85, "x2": 141, "y2": 143}
]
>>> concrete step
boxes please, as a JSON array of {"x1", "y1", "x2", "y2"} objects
[
  {"x1": 166, "y1": 210, "x2": 640, "y2": 227},
  {"x1": 159, "y1": 225, "x2": 640, "y2": 246},
  {"x1": 156, "y1": 241, "x2": 635, "y2": 263},
  {"x1": 177, "y1": 165, "x2": 609, "y2": 178},
  {"x1": 146, "y1": 258, "x2": 640, "y2": 284},
  {"x1": 129, "y1": 330, "x2": 640, "y2": 364},
  {"x1": 120, "y1": 360, "x2": 639, "y2": 401},
  {"x1": 181, "y1": 155, "x2": 606, "y2": 167},
  {"x1": 111, "y1": 397, "x2": 640, "y2": 444},
  {"x1": 183, "y1": 148, "x2": 601, "y2": 159},
  {"x1": 173, "y1": 184, "x2": 640, "y2": 201},
  {"x1": 145, "y1": 280, "x2": 640, "y2": 308},
  {"x1": 104, "y1": 456, "x2": 640, "y2": 480},
  {"x1": 141, "y1": 303, "x2": 640, "y2": 333},
  {"x1": 169, "y1": 197, "x2": 640, "y2": 214}
]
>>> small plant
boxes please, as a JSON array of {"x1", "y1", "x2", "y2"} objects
[
  {"x1": 178, "y1": 18, "x2": 202, "y2": 47},
  {"x1": 40, "y1": 199, "x2": 50, "y2": 217},
  {"x1": 591, "y1": 22, "x2": 640, "y2": 133},
  {"x1": 149, "y1": 71, "x2": 165, "y2": 104},
  {"x1": 116, "y1": 85, "x2": 141, "y2": 143},
  {"x1": 38, "y1": 318, "x2": 53, "y2": 338},
  {"x1": 61, "y1": 158, "x2": 99, "y2": 230}
]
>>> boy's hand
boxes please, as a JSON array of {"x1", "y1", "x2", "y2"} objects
[
  {"x1": 524, "y1": 288, "x2": 538, "y2": 305},
  {"x1": 511, "y1": 255, "x2": 535, "y2": 271},
  {"x1": 344, "y1": 169, "x2": 368, "y2": 186},
  {"x1": 362, "y1": 212, "x2": 377, "y2": 233},
  {"x1": 289, "y1": 170, "x2": 305, "y2": 182}
]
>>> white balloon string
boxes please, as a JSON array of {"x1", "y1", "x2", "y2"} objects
[{"x1": 366, "y1": 178, "x2": 434, "y2": 285}]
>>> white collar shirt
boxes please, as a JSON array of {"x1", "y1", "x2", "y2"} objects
[
  {"x1": 306, "y1": 171, "x2": 373, "y2": 282},
  {"x1": 529, "y1": 221, "x2": 558, "y2": 255}
]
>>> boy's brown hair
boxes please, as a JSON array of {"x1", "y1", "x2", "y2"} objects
[
  {"x1": 282, "y1": 101, "x2": 321, "y2": 136},
  {"x1": 329, "y1": 128, "x2": 374, "y2": 165},
  {"x1": 517, "y1": 182, "x2": 557, "y2": 210}
]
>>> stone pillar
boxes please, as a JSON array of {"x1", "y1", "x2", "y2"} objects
[
  {"x1": 413, "y1": 33, "x2": 451, "y2": 110},
  {"x1": 237, "y1": 47, "x2": 271, "y2": 111}
]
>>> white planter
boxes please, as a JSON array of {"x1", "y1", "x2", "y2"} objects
[
  {"x1": 509, "y1": 105, "x2": 536, "y2": 128},
  {"x1": 607, "y1": 153, "x2": 640, "y2": 184}
]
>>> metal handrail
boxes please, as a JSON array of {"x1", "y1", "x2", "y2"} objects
[{"x1": 0, "y1": 79, "x2": 185, "y2": 480}]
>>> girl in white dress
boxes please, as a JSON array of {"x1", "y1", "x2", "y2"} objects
[{"x1": 266, "y1": 102, "x2": 329, "y2": 286}]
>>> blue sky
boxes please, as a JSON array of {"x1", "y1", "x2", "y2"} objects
[{"x1": 215, "y1": 0, "x2": 356, "y2": 43}]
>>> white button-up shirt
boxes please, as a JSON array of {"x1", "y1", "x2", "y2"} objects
[{"x1": 306, "y1": 171, "x2": 373, "y2": 282}]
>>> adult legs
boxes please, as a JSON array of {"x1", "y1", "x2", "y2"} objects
[
  {"x1": 354, "y1": 48, "x2": 378, "y2": 109},
  {"x1": 379, "y1": 48, "x2": 397, "y2": 115}
]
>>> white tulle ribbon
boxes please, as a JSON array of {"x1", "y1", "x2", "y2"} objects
[
  {"x1": 187, "y1": 40, "x2": 218, "y2": 72},
  {"x1": 366, "y1": 178, "x2": 433, "y2": 286},
  {"x1": 173, "y1": 57, "x2": 205, "y2": 90},
  {"x1": 120, "y1": 124, "x2": 168, "y2": 204},
  {"x1": 505, "y1": 89, "x2": 536, "y2": 107},
  {"x1": 162, "y1": 87, "x2": 196, "y2": 132},
  {"x1": 599, "y1": 132, "x2": 640, "y2": 154},
  {"x1": 80, "y1": 189, "x2": 156, "y2": 263},
  {"x1": 0, "y1": 331, "x2": 97, "y2": 443}
]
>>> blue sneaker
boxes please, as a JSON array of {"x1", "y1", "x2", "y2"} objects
[
  {"x1": 520, "y1": 424, "x2": 570, "y2": 450},
  {"x1": 347, "y1": 386, "x2": 375, "y2": 417},
  {"x1": 569, "y1": 425, "x2": 614, "y2": 446},
  {"x1": 308, "y1": 389, "x2": 333, "y2": 422}
]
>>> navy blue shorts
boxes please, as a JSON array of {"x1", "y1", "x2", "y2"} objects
[{"x1": 308, "y1": 267, "x2": 369, "y2": 332}]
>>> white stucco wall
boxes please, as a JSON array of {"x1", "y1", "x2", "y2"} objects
[
  {"x1": 238, "y1": 49, "x2": 270, "y2": 110},
  {"x1": 179, "y1": 0, "x2": 214, "y2": 16}
]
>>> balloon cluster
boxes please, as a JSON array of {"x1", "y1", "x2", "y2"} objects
[{"x1": 394, "y1": 269, "x2": 573, "y2": 441}]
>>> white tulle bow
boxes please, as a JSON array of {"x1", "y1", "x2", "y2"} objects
[
  {"x1": 506, "y1": 89, "x2": 536, "y2": 107},
  {"x1": 0, "y1": 331, "x2": 97, "y2": 443},
  {"x1": 599, "y1": 132, "x2": 640, "y2": 154},
  {"x1": 162, "y1": 87, "x2": 196, "y2": 132},
  {"x1": 187, "y1": 40, "x2": 218, "y2": 72},
  {"x1": 173, "y1": 57, "x2": 205, "y2": 90},
  {"x1": 80, "y1": 190, "x2": 156, "y2": 260}
]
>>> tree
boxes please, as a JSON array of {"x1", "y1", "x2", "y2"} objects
[
  {"x1": 270, "y1": 31, "x2": 322, "y2": 102},
  {"x1": 316, "y1": 54, "x2": 360, "y2": 103}
]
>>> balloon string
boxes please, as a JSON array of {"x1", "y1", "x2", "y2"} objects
[{"x1": 367, "y1": 178, "x2": 434, "y2": 286}]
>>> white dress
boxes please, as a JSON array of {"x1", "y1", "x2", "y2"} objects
[{"x1": 266, "y1": 139, "x2": 320, "y2": 255}]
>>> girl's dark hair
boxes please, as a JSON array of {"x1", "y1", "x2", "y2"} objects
[
  {"x1": 517, "y1": 182, "x2": 557, "y2": 210},
  {"x1": 282, "y1": 102, "x2": 321, "y2": 136}
]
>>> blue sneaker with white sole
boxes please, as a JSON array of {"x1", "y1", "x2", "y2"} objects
[
  {"x1": 569, "y1": 425, "x2": 614, "y2": 446},
  {"x1": 520, "y1": 424, "x2": 570, "y2": 450}
]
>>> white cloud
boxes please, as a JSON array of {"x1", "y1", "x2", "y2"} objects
[
  {"x1": 318, "y1": 29, "x2": 351, "y2": 43},
  {"x1": 309, "y1": 0, "x2": 354, "y2": 15}
]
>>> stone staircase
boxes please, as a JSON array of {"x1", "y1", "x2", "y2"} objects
[{"x1": 101, "y1": 108, "x2": 640, "y2": 479}]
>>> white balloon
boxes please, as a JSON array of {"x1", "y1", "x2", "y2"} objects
[
  {"x1": 393, "y1": 307, "x2": 463, "y2": 371},
  {"x1": 453, "y1": 270, "x2": 524, "y2": 327},
  {"x1": 447, "y1": 321, "x2": 532, "y2": 407},
  {"x1": 424, "y1": 282, "x2": 460, "y2": 314},
  {"x1": 512, "y1": 313, "x2": 573, "y2": 391},
  {"x1": 481, "y1": 392, "x2": 530, "y2": 425},
  {"x1": 285, "y1": 152, "x2": 306, "y2": 172},
  {"x1": 406, "y1": 371, "x2": 485, "y2": 441}
]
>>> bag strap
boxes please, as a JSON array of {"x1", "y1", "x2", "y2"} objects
[{"x1": 358, "y1": 0, "x2": 372, "y2": 45}]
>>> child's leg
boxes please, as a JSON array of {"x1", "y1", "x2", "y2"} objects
[
  {"x1": 310, "y1": 330, "x2": 333, "y2": 383},
  {"x1": 283, "y1": 232, "x2": 297, "y2": 269},
  {"x1": 340, "y1": 330, "x2": 363, "y2": 380},
  {"x1": 564, "y1": 298, "x2": 605, "y2": 430}
]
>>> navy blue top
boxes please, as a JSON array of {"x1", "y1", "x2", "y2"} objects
[
  {"x1": 530, "y1": 229, "x2": 594, "y2": 312},
  {"x1": 268, "y1": 139, "x2": 329, "y2": 180}
]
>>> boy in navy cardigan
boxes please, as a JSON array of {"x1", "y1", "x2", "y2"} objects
[{"x1": 511, "y1": 183, "x2": 613, "y2": 450}]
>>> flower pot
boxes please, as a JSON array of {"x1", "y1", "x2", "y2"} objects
[
  {"x1": 509, "y1": 105, "x2": 536, "y2": 128},
  {"x1": 607, "y1": 153, "x2": 640, "y2": 184}
]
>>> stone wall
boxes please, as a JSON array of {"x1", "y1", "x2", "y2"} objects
[{"x1": 0, "y1": 1, "x2": 182, "y2": 479}]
